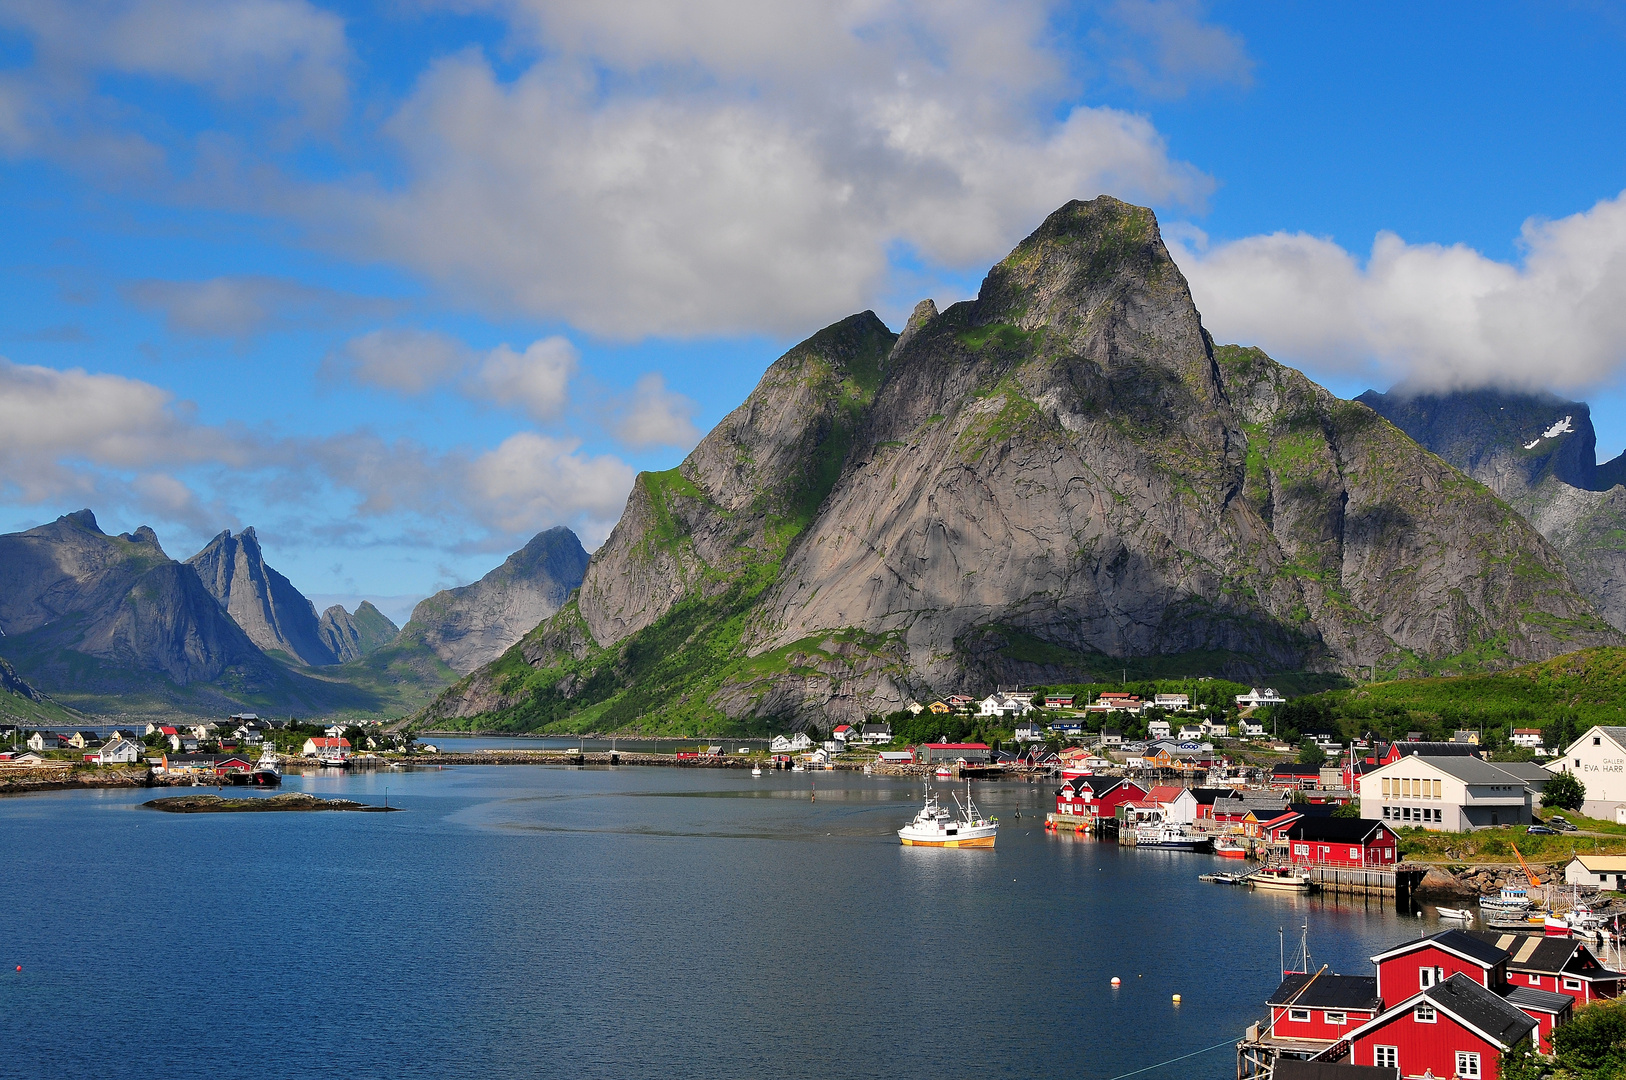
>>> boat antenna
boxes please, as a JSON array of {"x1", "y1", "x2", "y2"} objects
[{"x1": 1279, "y1": 927, "x2": 1285, "y2": 977}]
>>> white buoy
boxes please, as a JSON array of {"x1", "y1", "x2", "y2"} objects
[{"x1": 1111, "y1": 977, "x2": 1121, "y2": 986}]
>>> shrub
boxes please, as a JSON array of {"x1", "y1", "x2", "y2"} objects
[{"x1": 1544, "y1": 770, "x2": 1586, "y2": 812}]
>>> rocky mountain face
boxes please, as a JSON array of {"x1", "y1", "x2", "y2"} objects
[
  {"x1": 422, "y1": 197, "x2": 1618, "y2": 732},
  {"x1": 187, "y1": 527, "x2": 338, "y2": 666},
  {"x1": 0, "y1": 510, "x2": 274, "y2": 686},
  {"x1": 317, "y1": 601, "x2": 400, "y2": 663},
  {"x1": 399, "y1": 527, "x2": 589, "y2": 675},
  {"x1": 1359, "y1": 389, "x2": 1626, "y2": 631}
]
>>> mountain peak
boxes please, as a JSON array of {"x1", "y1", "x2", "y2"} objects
[
  {"x1": 186, "y1": 527, "x2": 335, "y2": 666},
  {"x1": 62, "y1": 509, "x2": 100, "y2": 533}
]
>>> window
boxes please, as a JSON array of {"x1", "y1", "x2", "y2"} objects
[
  {"x1": 1456, "y1": 1051, "x2": 1481, "y2": 1078},
  {"x1": 1595, "y1": 737, "x2": 1602, "y2": 746},
  {"x1": 1564, "y1": 977, "x2": 1583, "y2": 990},
  {"x1": 1382, "y1": 806, "x2": 1393, "y2": 819},
  {"x1": 1382, "y1": 777, "x2": 1392, "y2": 798},
  {"x1": 1529, "y1": 973, "x2": 1542, "y2": 985},
  {"x1": 1288, "y1": 1008, "x2": 1310, "y2": 1022},
  {"x1": 1324, "y1": 1011, "x2": 1346, "y2": 1025},
  {"x1": 1374, "y1": 1046, "x2": 1398, "y2": 1070},
  {"x1": 1350, "y1": 847, "x2": 1361, "y2": 859},
  {"x1": 1415, "y1": 1003, "x2": 1437, "y2": 1022}
]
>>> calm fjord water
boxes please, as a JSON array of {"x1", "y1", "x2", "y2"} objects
[{"x1": 0, "y1": 767, "x2": 1421, "y2": 1080}]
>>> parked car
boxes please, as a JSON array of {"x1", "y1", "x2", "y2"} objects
[
  {"x1": 1548, "y1": 816, "x2": 1578, "y2": 832},
  {"x1": 1527, "y1": 824, "x2": 1557, "y2": 835}
]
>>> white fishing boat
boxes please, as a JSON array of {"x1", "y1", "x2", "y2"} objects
[
  {"x1": 898, "y1": 783, "x2": 996, "y2": 848},
  {"x1": 1436, "y1": 907, "x2": 1474, "y2": 921},
  {"x1": 934, "y1": 766, "x2": 953, "y2": 779},
  {"x1": 1247, "y1": 865, "x2": 1315, "y2": 892},
  {"x1": 751, "y1": 763, "x2": 762, "y2": 777},
  {"x1": 1480, "y1": 882, "x2": 1534, "y2": 913},
  {"x1": 1134, "y1": 821, "x2": 1214, "y2": 851}
]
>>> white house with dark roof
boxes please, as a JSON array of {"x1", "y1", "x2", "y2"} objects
[{"x1": 1546, "y1": 725, "x2": 1626, "y2": 819}]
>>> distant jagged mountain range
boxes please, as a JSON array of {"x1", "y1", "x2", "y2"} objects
[
  {"x1": 419, "y1": 196, "x2": 1619, "y2": 734},
  {"x1": 0, "y1": 511, "x2": 587, "y2": 721},
  {"x1": 1358, "y1": 389, "x2": 1626, "y2": 632}
]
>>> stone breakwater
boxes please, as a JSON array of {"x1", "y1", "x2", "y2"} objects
[
  {"x1": 1413, "y1": 864, "x2": 1572, "y2": 899},
  {"x1": 0, "y1": 766, "x2": 151, "y2": 795}
]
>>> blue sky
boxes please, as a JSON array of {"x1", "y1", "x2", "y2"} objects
[{"x1": 3, "y1": 0, "x2": 1626, "y2": 623}]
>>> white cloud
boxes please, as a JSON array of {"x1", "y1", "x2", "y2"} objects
[
  {"x1": 465, "y1": 432, "x2": 634, "y2": 537},
  {"x1": 315, "y1": 2, "x2": 1215, "y2": 337},
  {"x1": 125, "y1": 276, "x2": 393, "y2": 338},
  {"x1": 0, "y1": 354, "x2": 635, "y2": 551},
  {"x1": 613, "y1": 372, "x2": 699, "y2": 449},
  {"x1": 0, "y1": 0, "x2": 349, "y2": 118},
  {"x1": 330, "y1": 328, "x2": 473, "y2": 394},
  {"x1": 1098, "y1": 0, "x2": 1254, "y2": 99},
  {"x1": 473, "y1": 336, "x2": 577, "y2": 421},
  {"x1": 1169, "y1": 189, "x2": 1626, "y2": 393}
]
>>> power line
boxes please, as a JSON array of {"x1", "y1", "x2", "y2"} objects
[{"x1": 1101, "y1": 1037, "x2": 1238, "y2": 1080}]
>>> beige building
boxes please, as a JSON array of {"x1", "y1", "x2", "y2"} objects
[
  {"x1": 1546, "y1": 726, "x2": 1626, "y2": 820},
  {"x1": 1358, "y1": 755, "x2": 1533, "y2": 831},
  {"x1": 1565, "y1": 855, "x2": 1626, "y2": 892}
]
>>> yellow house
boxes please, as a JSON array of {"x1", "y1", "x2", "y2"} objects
[{"x1": 928, "y1": 701, "x2": 951, "y2": 714}]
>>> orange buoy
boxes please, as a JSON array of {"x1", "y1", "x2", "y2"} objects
[{"x1": 1111, "y1": 977, "x2": 1121, "y2": 986}]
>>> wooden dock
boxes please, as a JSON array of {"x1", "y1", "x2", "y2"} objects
[{"x1": 1306, "y1": 865, "x2": 1427, "y2": 903}]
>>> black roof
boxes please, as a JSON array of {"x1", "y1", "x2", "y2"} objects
[
  {"x1": 1273, "y1": 764, "x2": 1323, "y2": 776},
  {"x1": 1267, "y1": 972, "x2": 1381, "y2": 1011},
  {"x1": 1273, "y1": 1062, "x2": 1396, "y2": 1080},
  {"x1": 1374, "y1": 929, "x2": 1508, "y2": 968},
  {"x1": 1502, "y1": 986, "x2": 1574, "y2": 1014},
  {"x1": 1284, "y1": 818, "x2": 1391, "y2": 843},
  {"x1": 1190, "y1": 787, "x2": 1243, "y2": 805},
  {"x1": 1419, "y1": 973, "x2": 1537, "y2": 1046},
  {"x1": 1468, "y1": 932, "x2": 1615, "y2": 976}
]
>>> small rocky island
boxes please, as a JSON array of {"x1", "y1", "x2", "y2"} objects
[{"x1": 143, "y1": 792, "x2": 399, "y2": 813}]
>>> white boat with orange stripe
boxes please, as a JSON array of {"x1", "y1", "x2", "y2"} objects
[{"x1": 898, "y1": 783, "x2": 997, "y2": 847}]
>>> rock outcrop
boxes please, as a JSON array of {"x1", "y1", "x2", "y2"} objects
[
  {"x1": 0, "y1": 510, "x2": 273, "y2": 685},
  {"x1": 317, "y1": 601, "x2": 400, "y2": 663},
  {"x1": 1360, "y1": 389, "x2": 1626, "y2": 631},
  {"x1": 399, "y1": 527, "x2": 589, "y2": 675},
  {"x1": 186, "y1": 528, "x2": 337, "y2": 666},
  {"x1": 421, "y1": 197, "x2": 1619, "y2": 732}
]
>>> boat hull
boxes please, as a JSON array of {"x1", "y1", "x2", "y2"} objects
[
  {"x1": 1216, "y1": 846, "x2": 1247, "y2": 859},
  {"x1": 1250, "y1": 879, "x2": 1312, "y2": 892},
  {"x1": 900, "y1": 833, "x2": 996, "y2": 848}
]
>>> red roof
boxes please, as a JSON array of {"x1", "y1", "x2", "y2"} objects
[
  {"x1": 1146, "y1": 785, "x2": 1186, "y2": 804},
  {"x1": 160, "y1": 726, "x2": 178, "y2": 735},
  {"x1": 925, "y1": 742, "x2": 991, "y2": 750},
  {"x1": 833, "y1": 724, "x2": 852, "y2": 732},
  {"x1": 308, "y1": 737, "x2": 351, "y2": 749}
]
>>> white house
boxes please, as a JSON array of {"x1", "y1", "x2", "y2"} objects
[
  {"x1": 1358, "y1": 755, "x2": 1534, "y2": 831},
  {"x1": 770, "y1": 733, "x2": 813, "y2": 753},
  {"x1": 1013, "y1": 721, "x2": 1045, "y2": 744},
  {"x1": 904, "y1": 701, "x2": 924, "y2": 716},
  {"x1": 1546, "y1": 726, "x2": 1626, "y2": 820},
  {"x1": 1509, "y1": 728, "x2": 1545, "y2": 751},
  {"x1": 26, "y1": 731, "x2": 45, "y2": 752},
  {"x1": 1177, "y1": 723, "x2": 1203, "y2": 741},
  {"x1": 1200, "y1": 718, "x2": 1230, "y2": 738},
  {"x1": 1235, "y1": 687, "x2": 1286, "y2": 708},
  {"x1": 1154, "y1": 693, "x2": 1189, "y2": 710},
  {"x1": 1100, "y1": 728, "x2": 1123, "y2": 747},
  {"x1": 859, "y1": 723, "x2": 892, "y2": 744},
  {"x1": 1146, "y1": 719, "x2": 1171, "y2": 740},
  {"x1": 978, "y1": 692, "x2": 1034, "y2": 718},
  {"x1": 1241, "y1": 720, "x2": 1266, "y2": 738},
  {"x1": 85, "y1": 738, "x2": 141, "y2": 765},
  {"x1": 832, "y1": 724, "x2": 854, "y2": 744},
  {"x1": 1564, "y1": 854, "x2": 1626, "y2": 892}
]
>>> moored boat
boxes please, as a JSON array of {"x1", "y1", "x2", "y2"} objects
[
  {"x1": 251, "y1": 749, "x2": 282, "y2": 786},
  {"x1": 1215, "y1": 839, "x2": 1248, "y2": 859},
  {"x1": 1435, "y1": 907, "x2": 1474, "y2": 921},
  {"x1": 898, "y1": 783, "x2": 996, "y2": 848},
  {"x1": 1133, "y1": 822, "x2": 1214, "y2": 851},
  {"x1": 934, "y1": 766, "x2": 953, "y2": 779},
  {"x1": 1247, "y1": 865, "x2": 1314, "y2": 892}
]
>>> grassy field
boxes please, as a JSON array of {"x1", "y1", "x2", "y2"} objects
[
  {"x1": 1263, "y1": 646, "x2": 1626, "y2": 748},
  {"x1": 1397, "y1": 821, "x2": 1626, "y2": 863}
]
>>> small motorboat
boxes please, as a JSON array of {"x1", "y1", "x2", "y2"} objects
[
  {"x1": 1215, "y1": 839, "x2": 1248, "y2": 859},
  {"x1": 751, "y1": 763, "x2": 762, "y2": 777},
  {"x1": 934, "y1": 766, "x2": 953, "y2": 779},
  {"x1": 1436, "y1": 907, "x2": 1474, "y2": 921},
  {"x1": 1248, "y1": 865, "x2": 1313, "y2": 891}
]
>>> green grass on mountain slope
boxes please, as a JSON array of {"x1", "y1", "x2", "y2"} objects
[
  {"x1": 0, "y1": 635, "x2": 455, "y2": 724},
  {"x1": 1262, "y1": 646, "x2": 1626, "y2": 747}
]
